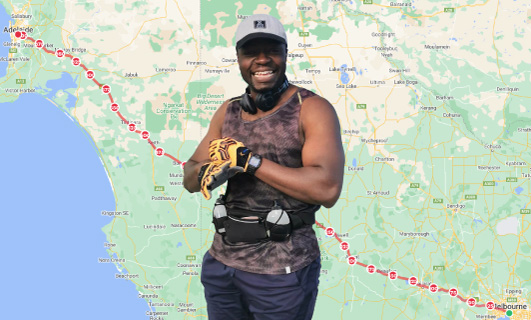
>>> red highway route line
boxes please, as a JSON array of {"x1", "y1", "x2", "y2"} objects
[
  {"x1": 25, "y1": 36, "x2": 184, "y2": 166},
  {"x1": 314, "y1": 221, "x2": 506, "y2": 312},
  {"x1": 22, "y1": 35, "x2": 506, "y2": 314}
]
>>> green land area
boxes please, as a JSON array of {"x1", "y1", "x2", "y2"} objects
[{"x1": 1, "y1": 0, "x2": 530, "y2": 318}]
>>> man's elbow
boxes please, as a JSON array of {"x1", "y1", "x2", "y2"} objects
[
  {"x1": 183, "y1": 175, "x2": 201, "y2": 193},
  {"x1": 317, "y1": 183, "x2": 342, "y2": 208},
  {"x1": 183, "y1": 182, "x2": 195, "y2": 193},
  {"x1": 183, "y1": 161, "x2": 201, "y2": 193}
]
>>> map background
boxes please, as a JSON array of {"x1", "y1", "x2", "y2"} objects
[
  {"x1": 0, "y1": 4, "x2": 9, "y2": 77},
  {"x1": 1, "y1": 0, "x2": 530, "y2": 319}
]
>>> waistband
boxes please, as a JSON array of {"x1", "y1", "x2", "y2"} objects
[{"x1": 227, "y1": 207, "x2": 316, "y2": 228}]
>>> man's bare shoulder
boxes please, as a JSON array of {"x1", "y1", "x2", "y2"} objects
[
  {"x1": 300, "y1": 93, "x2": 339, "y2": 125},
  {"x1": 219, "y1": 98, "x2": 233, "y2": 112},
  {"x1": 302, "y1": 93, "x2": 332, "y2": 107},
  {"x1": 210, "y1": 99, "x2": 232, "y2": 125}
]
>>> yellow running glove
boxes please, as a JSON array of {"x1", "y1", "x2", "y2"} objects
[
  {"x1": 208, "y1": 137, "x2": 252, "y2": 171},
  {"x1": 198, "y1": 160, "x2": 243, "y2": 200}
]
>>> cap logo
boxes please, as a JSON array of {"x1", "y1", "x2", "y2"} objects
[{"x1": 254, "y1": 20, "x2": 266, "y2": 29}]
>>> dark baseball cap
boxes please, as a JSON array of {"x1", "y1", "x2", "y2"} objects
[{"x1": 235, "y1": 14, "x2": 287, "y2": 49}]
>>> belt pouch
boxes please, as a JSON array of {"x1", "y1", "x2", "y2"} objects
[{"x1": 224, "y1": 217, "x2": 267, "y2": 243}]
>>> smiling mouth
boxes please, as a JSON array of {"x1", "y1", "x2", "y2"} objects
[{"x1": 252, "y1": 70, "x2": 275, "y2": 81}]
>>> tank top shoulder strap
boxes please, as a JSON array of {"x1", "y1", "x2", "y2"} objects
[
  {"x1": 228, "y1": 95, "x2": 243, "y2": 104},
  {"x1": 296, "y1": 87, "x2": 317, "y2": 104},
  {"x1": 227, "y1": 95, "x2": 243, "y2": 112}
]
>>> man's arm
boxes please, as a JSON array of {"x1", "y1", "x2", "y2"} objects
[
  {"x1": 183, "y1": 101, "x2": 228, "y2": 193},
  {"x1": 255, "y1": 96, "x2": 344, "y2": 208}
]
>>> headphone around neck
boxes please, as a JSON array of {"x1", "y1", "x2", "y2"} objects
[{"x1": 239, "y1": 78, "x2": 290, "y2": 115}]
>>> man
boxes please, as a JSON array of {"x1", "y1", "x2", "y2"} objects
[{"x1": 183, "y1": 14, "x2": 344, "y2": 320}]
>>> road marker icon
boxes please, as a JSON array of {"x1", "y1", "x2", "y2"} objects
[
  {"x1": 20, "y1": 31, "x2": 27, "y2": 40},
  {"x1": 128, "y1": 123, "x2": 136, "y2": 132},
  {"x1": 86, "y1": 70, "x2": 95, "y2": 79},
  {"x1": 389, "y1": 271, "x2": 397, "y2": 280},
  {"x1": 102, "y1": 84, "x2": 111, "y2": 94},
  {"x1": 141, "y1": 131, "x2": 150, "y2": 140},
  {"x1": 55, "y1": 49, "x2": 65, "y2": 58},
  {"x1": 367, "y1": 264, "x2": 375, "y2": 274},
  {"x1": 340, "y1": 241, "x2": 349, "y2": 251},
  {"x1": 449, "y1": 288, "x2": 458, "y2": 297},
  {"x1": 72, "y1": 57, "x2": 80, "y2": 66},
  {"x1": 467, "y1": 297, "x2": 476, "y2": 307},
  {"x1": 35, "y1": 39, "x2": 44, "y2": 48},
  {"x1": 409, "y1": 276, "x2": 417, "y2": 286},
  {"x1": 429, "y1": 283, "x2": 438, "y2": 293},
  {"x1": 156, "y1": 148, "x2": 164, "y2": 157},
  {"x1": 110, "y1": 103, "x2": 119, "y2": 112},
  {"x1": 347, "y1": 256, "x2": 356, "y2": 265},
  {"x1": 325, "y1": 227, "x2": 335, "y2": 237}
]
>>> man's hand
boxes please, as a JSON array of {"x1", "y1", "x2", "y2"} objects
[
  {"x1": 208, "y1": 137, "x2": 253, "y2": 171},
  {"x1": 198, "y1": 160, "x2": 243, "y2": 200}
]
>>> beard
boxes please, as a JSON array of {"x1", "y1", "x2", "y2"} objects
[{"x1": 249, "y1": 74, "x2": 286, "y2": 94}]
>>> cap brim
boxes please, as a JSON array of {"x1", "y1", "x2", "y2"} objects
[{"x1": 236, "y1": 33, "x2": 287, "y2": 49}]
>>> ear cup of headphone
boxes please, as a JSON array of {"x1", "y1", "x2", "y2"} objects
[
  {"x1": 254, "y1": 93, "x2": 275, "y2": 111},
  {"x1": 240, "y1": 92, "x2": 257, "y2": 114}
]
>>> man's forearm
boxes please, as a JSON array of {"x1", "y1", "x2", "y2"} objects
[
  {"x1": 255, "y1": 159, "x2": 343, "y2": 208},
  {"x1": 183, "y1": 159, "x2": 209, "y2": 193}
]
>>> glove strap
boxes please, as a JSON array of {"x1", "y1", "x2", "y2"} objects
[
  {"x1": 246, "y1": 154, "x2": 262, "y2": 175},
  {"x1": 198, "y1": 163, "x2": 209, "y2": 184}
]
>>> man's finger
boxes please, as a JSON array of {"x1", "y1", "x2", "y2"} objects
[
  {"x1": 208, "y1": 162, "x2": 234, "y2": 190},
  {"x1": 200, "y1": 174, "x2": 213, "y2": 200},
  {"x1": 227, "y1": 166, "x2": 244, "y2": 177}
]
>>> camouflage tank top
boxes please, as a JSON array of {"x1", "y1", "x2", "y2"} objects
[{"x1": 208, "y1": 87, "x2": 321, "y2": 275}]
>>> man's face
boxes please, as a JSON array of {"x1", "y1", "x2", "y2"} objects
[{"x1": 237, "y1": 38, "x2": 287, "y2": 94}]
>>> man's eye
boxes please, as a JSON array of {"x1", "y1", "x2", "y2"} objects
[{"x1": 242, "y1": 50, "x2": 257, "y2": 56}]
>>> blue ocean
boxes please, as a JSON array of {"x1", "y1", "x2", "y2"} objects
[{"x1": 0, "y1": 93, "x2": 147, "y2": 319}]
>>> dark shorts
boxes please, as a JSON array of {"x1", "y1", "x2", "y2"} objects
[{"x1": 201, "y1": 251, "x2": 321, "y2": 320}]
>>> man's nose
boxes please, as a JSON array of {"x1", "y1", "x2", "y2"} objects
[{"x1": 255, "y1": 50, "x2": 271, "y2": 63}]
